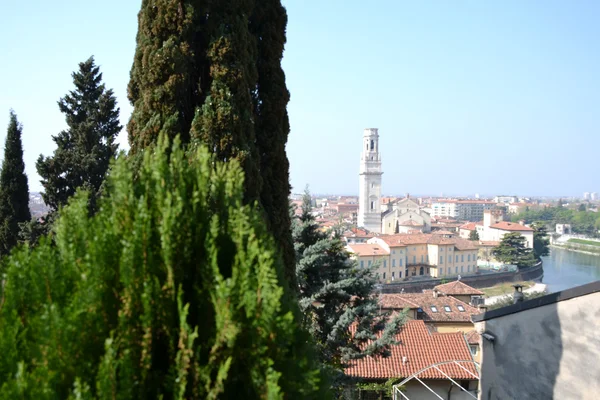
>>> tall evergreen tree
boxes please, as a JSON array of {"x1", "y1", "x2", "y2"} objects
[
  {"x1": 37, "y1": 57, "x2": 120, "y2": 212},
  {"x1": 0, "y1": 138, "x2": 324, "y2": 398},
  {"x1": 292, "y1": 189, "x2": 405, "y2": 387},
  {"x1": 531, "y1": 222, "x2": 550, "y2": 258},
  {"x1": 127, "y1": 0, "x2": 297, "y2": 291},
  {"x1": 492, "y1": 232, "x2": 536, "y2": 268},
  {"x1": 469, "y1": 229, "x2": 480, "y2": 241},
  {"x1": 0, "y1": 111, "x2": 31, "y2": 256}
]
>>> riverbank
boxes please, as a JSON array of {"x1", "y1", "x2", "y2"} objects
[
  {"x1": 551, "y1": 244, "x2": 600, "y2": 257},
  {"x1": 485, "y1": 283, "x2": 547, "y2": 306}
]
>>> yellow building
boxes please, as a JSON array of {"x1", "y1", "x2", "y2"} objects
[{"x1": 345, "y1": 243, "x2": 391, "y2": 281}]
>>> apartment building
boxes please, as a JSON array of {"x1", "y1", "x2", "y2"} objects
[{"x1": 431, "y1": 200, "x2": 496, "y2": 222}]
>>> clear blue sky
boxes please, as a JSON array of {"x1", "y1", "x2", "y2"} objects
[{"x1": 1, "y1": 0, "x2": 598, "y2": 197}]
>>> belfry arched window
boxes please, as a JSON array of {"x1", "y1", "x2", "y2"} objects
[{"x1": 370, "y1": 140, "x2": 374, "y2": 150}]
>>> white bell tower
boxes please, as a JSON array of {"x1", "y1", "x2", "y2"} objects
[{"x1": 358, "y1": 128, "x2": 382, "y2": 233}]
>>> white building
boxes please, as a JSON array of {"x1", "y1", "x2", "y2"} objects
[
  {"x1": 431, "y1": 200, "x2": 496, "y2": 222},
  {"x1": 556, "y1": 224, "x2": 572, "y2": 235},
  {"x1": 381, "y1": 196, "x2": 432, "y2": 234},
  {"x1": 459, "y1": 209, "x2": 534, "y2": 248},
  {"x1": 357, "y1": 128, "x2": 383, "y2": 233},
  {"x1": 592, "y1": 192, "x2": 598, "y2": 201},
  {"x1": 584, "y1": 192, "x2": 590, "y2": 200},
  {"x1": 494, "y1": 195, "x2": 518, "y2": 204}
]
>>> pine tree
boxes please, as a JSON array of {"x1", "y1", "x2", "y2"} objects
[
  {"x1": 531, "y1": 222, "x2": 550, "y2": 258},
  {"x1": 37, "y1": 57, "x2": 120, "y2": 213},
  {"x1": 292, "y1": 189, "x2": 405, "y2": 386},
  {"x1": 0, "y1": 138, "x2": 324, "y2": 399},
  {"x1": 469, "y1": 229, "x2": 480, "y2": 241},
  {"x1": 0, "y1": 111, "x2": 31, "y2": 256},
  {"x1": 127, "y1": 0, "x2": 297, "y2": 291},
  {"x1": 492, "y1": 232, "x2": 536, "y2": 268}
]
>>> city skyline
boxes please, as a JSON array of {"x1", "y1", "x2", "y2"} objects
[{"x1": 1, "y1": 0, "x2": 599, "y2": 196}]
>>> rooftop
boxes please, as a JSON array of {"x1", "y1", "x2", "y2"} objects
[
  {"x1": 434, "y1": 280, "x2": 484, "y2": 296},
  {"x1": 379, "y1": 293, "x2": 480, "y2": 322},
  {"x1": 346, "y1": 243, "x2": 390, "y2": 256},
  {"x1": 374, "y1": 234, "x2": 478, "y2": 250},
  {"x1": 345, "y1": 320, "x2": 478, "y2": 380},
  {"x1": 489, "y1": 221, "x2": 534, "y2": 232}
]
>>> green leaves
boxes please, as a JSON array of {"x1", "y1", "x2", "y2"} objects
[
  {"x1": 492, "y1": 232, "x2": 536, "y2": 268},
  {"x1": 0, "y1": 138, "x2": 322, "y2": 399}
]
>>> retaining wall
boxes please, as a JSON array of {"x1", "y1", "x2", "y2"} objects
[{"x1": 380, "y1": 261, "x2": 544, "y2": 293}]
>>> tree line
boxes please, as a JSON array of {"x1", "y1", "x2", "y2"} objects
[
  {"x1": 0, "y1": 1, "x2": 401, "y2": 398},
  {"x1": 512, "y1": 205, "x2": 600, "y2": 237}
]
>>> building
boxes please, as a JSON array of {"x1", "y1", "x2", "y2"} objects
[
  {"x1": 381, "y1": 196, "x2": 432, "y2": 234},
  {"x1": 556, "y1": 223, "x2": 572, "y2": 235},
  {"x1": 507, "y1": 202, "x2": 528, "y2": 214},
  {"x1": 431, "y1": 200, "x2": 496, "y2": 222},
  {"x1": 583, "y1": 192, "x2": 590, "y2": 200},
  {"x1": 493, "y1": 195, "x2": 518, "y2": 204},
  {"x1": 433, "y1": 280, "x2": 485, "y2": 305},
  {"x1": 459, "y1": 209, "x2": 534, "y2": 249},
  {"x1": 345, "y1": 320, "x2": 479, "y2": 400},
  {"x1": 473, "y1": 281, "x2": 600, "y2": 400},
  {"x1": 357, "y1": 128, "x2": 383, "y2": 233},
  {"x1": 592, "y1": 192, "x2": 598, "y2": 201},
  {"x1": 346, "y1": 233, "x2": 480, "y2": 282},
  {"x1": 342, "y1": 228, "x2": 374, "y2": 244}
]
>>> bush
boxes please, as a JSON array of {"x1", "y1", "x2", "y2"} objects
[{"x1": 0, "y1": 137, "x2": 322, "y2": 399}]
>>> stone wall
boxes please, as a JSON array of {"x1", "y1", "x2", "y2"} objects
[{"x1": 380, "y1": 262, "x2": 544, "y2": 293}]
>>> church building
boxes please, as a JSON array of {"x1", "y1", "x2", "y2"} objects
[{"x1": 357, "y1": 128, "x2": 431, "y2": 234}]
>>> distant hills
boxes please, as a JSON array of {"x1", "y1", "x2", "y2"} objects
[{"x1": 29, "y1": 192, "x2": 50, "y2": 217}]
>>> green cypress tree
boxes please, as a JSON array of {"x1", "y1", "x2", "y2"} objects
[
  {"x1": 0, "y1": 138, "x2": 323, "y2": 399},
  {"x1": 36, "y1": 57, "x2": 120, "y2": 213},
  {"x1": 250, "y1": 0, "x2": 297, "y2": 289},
  {"x1": 292, "y1": 190, "x2": 405, "y2": 388},
  {"x1": 0, "y1": 111, "x2": 31, "y2": 256},
  {"x1": 492, "y1": 232, "x2": 536, "y2": 268}
]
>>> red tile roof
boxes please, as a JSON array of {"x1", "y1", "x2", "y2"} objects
[
  {"x1": 465, "y1": 330, "x2": 479, "y2": 345},
  {"x1": 345, "y1": 320, "x2": 477, "y2": 380},
  {"x1": 399, "y1": 220, "x2": 424, "y2": 226},
  {"x1": 379, "y1": 293, "x2": 480, "y2": 322},
  {"x1": 374, "y1": 234, "x2": 478, "y2": 250},
  {"x1": 434, "y1": 280, "x2": 484, "y2": 296},
  {"x1": 459, "y1": 222, "x2": 478, "y2": 231},
  {"x1": 489, "y1": 221, "x2": 534, "y2": 232},
  {"x1": 347, "y1": 243, "x2": 390, "y2": 256}
]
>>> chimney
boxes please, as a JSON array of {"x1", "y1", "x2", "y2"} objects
[
  {"x1": 402, "y1": 356, "x2": 407, "y2": 365},
  {"x1": 518, "y1": 220, "x2": 525, "y2": 226},
  {"x1": 478, "y1": 304, "x2": 488, "y2": 313},
  {"x1": 433, "y1": 289, "x2": 439, "y2": 298},
  {"x1": 513, "y1": 284, "x2": 524, "y2": 304}
]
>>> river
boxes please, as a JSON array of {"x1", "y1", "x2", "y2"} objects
[{"x1": 540, "y1": 247, "x2": 600, "y2": 293}]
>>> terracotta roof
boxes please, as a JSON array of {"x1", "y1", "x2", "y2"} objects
[
  {"x1": 489, "y1": 221, "x2": 534, "y2": 232},
  {"x1": 374, "y1": 234, "x2": 478, "y2": 250},
  {"x1": 347, "y1": 243, "x2": 390, "y2": 256},
  {"x1": 345, "y1": 320, "x2": 477, "y2": 380},
  {"x1": 399, "y1": 220, "x2": 424, "y2": 226},
  {"x1": 459, "y1": 222, "x2": 478, "y2": 231},
  {"x1": 434, "y1": 280, "x2": 484, "y2": 296},
  {"x1": 465, "y1": 330, "x2": 479, "y2": 345},
  {"x1": 479, "y1": 240, "x2": 500, "y2": 247},
  {"x1": 432, "y1": 230, "x2": 454, "y2": 235},
  {"x1": 379, "y1": 293, "x2": 480, "y2": 322}
]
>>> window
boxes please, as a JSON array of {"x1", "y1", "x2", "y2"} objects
[
  {"x1": 421, "y1": 255, "x2": 424, "y2": 262},
  {"x1": 461, "y1": 266, "x2": 464, "y2": 273},
  {"x1": 461, "y1": 255, "x2": 464, "y2": 262},
  {"x1": 399, "y1": 271, "x2": 402, "y2": 278},
  {"x1": 370, "y1": 201, "x2": 374, "y2": 210},
  {"x1": 368, "y1": 260, "x2": 372, "y2": 267},
  {"x1": 449, "y1": 247, "x2": 452, "y2": 252},
  {"x1": 440, "y1": 247, "x2": 443, "y2": 252},
  {"x1": 383, "y1": 272, "x2": 386, "y2": 279},
  {"x1": 456, "y1": 255, "x2": 459, "y2": 262},
  {"x1": 360, "y1": 261, "x2": 364, "y2": 268},
  {"x1": 392, "y1": 271, "x2": 395, "y2": 278},
  {"x1": 457, "y1": 305, "x2": 465, "y2": 312},
  {"x1": 467, "y1": 265, "x2": 470, "y2": 272},
  {"x1": 371, "y1": 183, "x2": 374, "y2": 188},
  {"x1": 383, "y1": 260, "x2": 387, "y2": 268},
  {"x1": 439, "y1": 256, "x2": 443, "y2": 264},
  {"x1": 413, "y1": 256, "x2": 416, "y2": 264},
  {"x1": 448, "y1": 255, "x2": 451, "y2": 263},
  {"x1": 392, "y1": 259, "x2": 396, "y2": 267},
  {"x1": 444, "y1": 306, "x2": 451, "y2": 312},
  {"x1": 440, "y1": 267, "x2": 444, "y2": 275},
  {"x1": 370, "y1": 139, "x2": 374, "y2": 150},
  {"x1": 468, "y1": 254, "x2": 471, "y2": 261},
  {"x1": 469, "y1": 345, "x2": 478, "y2": 357},
  {"x1": 400, "y1": 259, "x2": 403, "y2": 267},
  {"x1": 416, "y1": 308, "x2": 424, "y2": 320},
  {"x1": 455, "y1": 266, "x2": 458, "y2": 273},
  {"x1": 413, "y1": 247, "x2": 416, "y2": 251},
  {"x1": 392, "y1": 250, "x2": 395, "y2": 254},
  {"x1": 430, "y1": 306, "x2": 439, "y2": 313}
]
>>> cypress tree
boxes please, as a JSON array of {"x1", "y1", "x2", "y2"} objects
[
  {"x1": 0, "y1": 111, "x2": 31, "y2": 256},
  {"x1": 0, "y1": 138, "x2": 323, "y2": 398},
  {"x1": 36, "y1": 57, "x2": 120, "y2": 213},
  {"x1": 127, "y1": 0, "x2": 297, "y2": 290},
  {"x1": 250, "y1": 0, "x2": 297, "y2": 288}
]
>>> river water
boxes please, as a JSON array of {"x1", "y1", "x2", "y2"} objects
[{"x1": 540, "y1": 247, "x2": 600, "y2": 293}]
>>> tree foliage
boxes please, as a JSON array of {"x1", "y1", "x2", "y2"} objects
[
  {"x1": 0, "y1": 111, "x2": 31, "y2": 256},
  {"x1": 469, "y1": 230, "x2": 480, "y2": 241},
  {"x1": 37, "y1": 57, "x2": 120, "y2": 213},
  {"x1": 292, "y1": 189, "x2": 405, "y2": 385},
  {"x1": 492, "y1": 232, "x2": 536, "y2": 269},
  {"x1": 0, "y1": 138, "x2": 323, "y2": 399},
  {"x1": 128, "y1": 0, "x2": 297, "y2": 290},
  {"x1": 531, "y1": 222, "x2": 550, "y2": 258},
  {"x1": 513, "y1": 206, "x2": 600, "y2": 237}
]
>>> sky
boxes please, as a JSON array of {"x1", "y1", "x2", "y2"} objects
[{"x1": 0, "y1": 0, "x2": 598, "y2": 197}]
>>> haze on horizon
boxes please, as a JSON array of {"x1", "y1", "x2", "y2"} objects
[{"x1": 0, "y1": 0, "x2": 598, "y2": 198}]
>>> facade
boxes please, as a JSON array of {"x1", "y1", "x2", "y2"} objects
[
  {"x1": 432, "y1": 200, "x2": 496, "y2": 222},
  {"x1": 381, "y1": 197, "x2": 432, "y2": 234},
  {"x1": 592, "y1": 192, "x2": 598, "y2": 201},
  {"x1": 357, "y1": 128, "x2": 383, "y2": 233},
  {"x1": 348, "y1": 233, "x2": 479, "y2": 282},
  {"x1": 460, "y1": 209, "x2": 534, "y2": 249},
  {"x1": 473, "y1": 281, "x2": 600, "y2": 400},
  {"x1": 433, "y1": 280, "x2": 485, "y2": 305},
  {"x1": 493, "y1": 195, "x2": 517, "y2": 204},
  {"x1": 555, "y1": 223, "x2": 572, "y2": 235},
  {"x1": 507, "y1": 202, "x2": 528, "y2": 214},
  {"x1": 584, "y1": 192, "x2": 590, "y2": 200}
]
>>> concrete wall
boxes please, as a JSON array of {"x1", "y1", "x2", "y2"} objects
[
  {"x1": 402, "y1": 379, "x2": 478, "y2": 400},
  {"x1": 475, "y1": 291, "x2": 600, "y2": 400}
]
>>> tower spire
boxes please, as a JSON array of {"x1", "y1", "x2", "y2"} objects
[{"x1": 357, "y1": 128, "x2": 383, "y2": 233}]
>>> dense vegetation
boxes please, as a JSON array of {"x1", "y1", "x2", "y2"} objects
[
  {"x1": 0, "y1": 112, "x2": 31, "y2": 256},
  {"x1": 292, "y1": 191, "x2": 405, "y2": 390},
  {"x1": 512, "y1": 206, "x2": 600, "y2": 237},
  {"x1": 0, "y1": 139, "x2": 323, "y2": 399},
  {"x1": 128, "y1": 0, "x2": 296, "y2": 289}
]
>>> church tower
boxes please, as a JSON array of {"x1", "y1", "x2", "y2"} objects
[{"x1": 358, "y1": 128, "x2": 383, "y2": 233}]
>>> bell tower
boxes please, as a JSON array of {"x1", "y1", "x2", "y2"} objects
[{"x1": 358, "y1": 128, "x2": 383, "y2": 233}]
